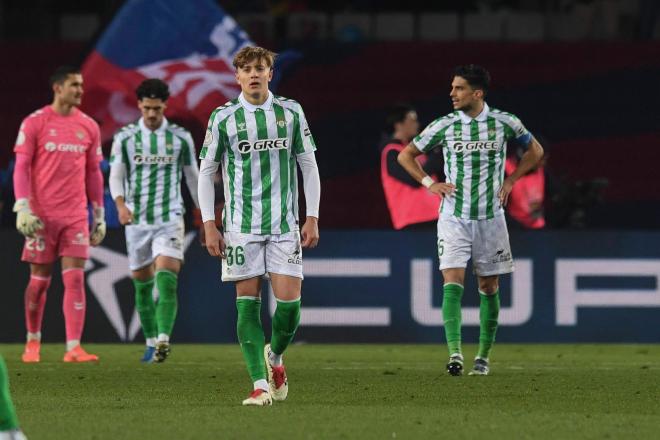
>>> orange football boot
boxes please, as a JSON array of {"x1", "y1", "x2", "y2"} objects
[
  {"x1": 22, "y1": 340, "x2": 41, "y2": 363},
  {"x1": 63, "y1": 345, "x2": 99, "y2": 363}
]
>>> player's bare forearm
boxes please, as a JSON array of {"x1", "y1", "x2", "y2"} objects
[
  {"x1": 396, "y1": 144, "x2": 427, "y2": 183},
  {"x1": 499, "y1": 138, "x2": 544, "y2": 206},
  {"x1": 301, "y1": 216, "x2": 319, "y2": 248},
  {"x1": 398, "y1": 144, "x2": 455, "y2": 197},
  {"x1": 507, "y1": 138, "x2": 544, "y2": 184}
]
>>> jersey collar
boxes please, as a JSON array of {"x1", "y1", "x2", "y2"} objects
[
  {"x1": 458, "y1": 102, "x2": 490, "y2": 124},
  {"x1": 139, "y1": 116, "x2": 169, "y2": 134},
  {"x1": 239, "y1": 91, "x2": 273, "y2": 113}
]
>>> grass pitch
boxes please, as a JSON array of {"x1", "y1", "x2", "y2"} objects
[{"x1": 1, "y1": 344, "x2": 659, "y2": 440}]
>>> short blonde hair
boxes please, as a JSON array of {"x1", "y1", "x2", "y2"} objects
[{"x1": 232, "y1": 46, "x2": 276, "y2": 70}]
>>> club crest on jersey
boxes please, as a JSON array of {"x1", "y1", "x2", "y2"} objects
[
  {"x1": 76, "y1": 130, "x2": 85, "y2": 140},
  {"x1": 488, "y1": 128, "x2": 497, "y2": 137},
  {"x1": 49, "y1": 129, "x2": 57, "y2": 136},
  {"x1": 276, "y1": 119, "x2": 286, "y2": 128},
  {"x1": 166, "y1": 143, "x2": 174, "y2": 154},
  {"x1": 237, "y1": 138, "x2": 288, "y2": 154}
]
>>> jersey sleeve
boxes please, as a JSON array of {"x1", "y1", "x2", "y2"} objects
[
  {"x1": 292, "y1": 104, "x2": 316, "y2": 155},
  {"x1": 13, "y1": 117, "x2": 39, "y2": 158},
  {"x1": 87, "y1": 121, "x2": 103, "y2": 165},
  {"x1": 181, "y1": 131, "x2": 197, "y2": 166},
  {"x1": 109, "y1": 133, "x2": 124, "y2": 167},
  {"x1": 504, "y1": 113, "x2": 532, "y2": 146},
  {"x1": 413, "y1": 118, "x2": 450, "y2": 153},
  {"x1": 199, "y1": 109, "x2": 226, "y2": 163}
]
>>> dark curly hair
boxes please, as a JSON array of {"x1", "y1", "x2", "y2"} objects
[
  {"x1": 136, "y1": 78, "x2": 170, "y2": 101},
  {"x1": 452, "y1": 65, "x2": 491, "y2": 96}
]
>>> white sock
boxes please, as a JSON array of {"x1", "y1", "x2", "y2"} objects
[
  {"x1": 269, "y1": 351, "x2": 283, "y2": 367},
  {"x1": 254, "y1": 379, "x2": 269, "y2": 392},
  {"x1": 66, "y1": 339, "x2": 79, "y2": 351},
  {"x1": 146, "y1": 337, "x2": 157, "y2": 348},
  {"x1": 27, "y1": 332, "x2": 41, "y2": 342},
  {"x1": 157, "y1": 333, "x2": 169, "y2": 343}
]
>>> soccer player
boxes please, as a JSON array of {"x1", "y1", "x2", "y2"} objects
[
  {"x1": 13, "y1": 66, "x2": 106, "y2": 363},
  {"x1": 0, "y1": 356, "x2": 26, "y2": 440},
  {"x1": 198, "y1": 46, "x2": 320, "y2": 406},
  {"x1": 398, "y1": 65, "x2": 544, "y2": 376},
  {"x1": 109, "y1": 79, "x2": 201, "y2": 363}
]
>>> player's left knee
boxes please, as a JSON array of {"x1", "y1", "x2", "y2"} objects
[{"x1": 478, "y1": 278, "x2": 499, "y2": 294}]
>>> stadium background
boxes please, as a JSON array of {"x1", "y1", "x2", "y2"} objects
[{"x1": 0, "y1": 0, "x2": 659, "y2": 343}]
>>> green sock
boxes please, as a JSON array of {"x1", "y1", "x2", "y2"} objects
[
  {"x1": 271, "y1": 298, "x2": 301, "y2": 355},
  {"x1": 0, "y1": 355, "x2": 19, "y2": 431},
  {"x1": 442, "y1": 283, "x2": 464, "y2": 356},
  {"x1": 477, "y1": 290, "x2": 500, "y2": 359},
  {"x1": 236, "y1": 298, "x2": 266, "y2": 382},
  {"x1": 155, "y1": 270, "x2": 178, "y2": 336},
  {"x1": 133, "y1": 278, "x2": 157, "y2": 340}
]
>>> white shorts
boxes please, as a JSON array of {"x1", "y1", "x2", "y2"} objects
[
  {"x1": 222, "y1": 231, "x2": 303, "y2": 282},
  {"x1": 125, "y1": 220, "x2": 185, "y2": 271},
  {"x1": 437, "y1": 213, "x2": 514, "y2": 276}
]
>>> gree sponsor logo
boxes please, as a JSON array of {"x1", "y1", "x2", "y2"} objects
[
  {"x1": 452, "y1": 141, "x2": 501, "y2": 152},
  {"x1": 133, "y1": 154, "x2": 177, "y2": 164},
  {"x1": 237, "y1": 138, "x2": 288, "y2": 154},
  {"x1": 44, "y1": 142, "x2": 86, "y2": 153}
]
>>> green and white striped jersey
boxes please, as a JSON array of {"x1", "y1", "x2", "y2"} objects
[
  {"x1": 110, "y1": 118, "x2": 198, "y2": 225},
  {"x1": 413, "y1": 103, "x2": 532, "y2": 220},
  {"x1": 200, "y1": 92, "x2": 316, "y2": 234}
]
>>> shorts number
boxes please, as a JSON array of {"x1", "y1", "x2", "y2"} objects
[
  {"x1": 438, "y1": 239, "x2": 444, "y2": 256},
  {"x1": 226, "y1": 246, "x2": 245, "y2": 266},
  {"x1": 26, "y1": 237, "x2": 46, "y2": 252}
]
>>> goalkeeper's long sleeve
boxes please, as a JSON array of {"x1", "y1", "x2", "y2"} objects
[
  {"x1": 85, "y1": 159, "x2": 104, "y2": 208},
  {"x1": 13, "y1": 153, "x2": 31, "y2": 200}
]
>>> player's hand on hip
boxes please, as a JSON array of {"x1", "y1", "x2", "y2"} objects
[
  {"x1": 90, "y1": 206, "x2": 106, "y2": 246},
  {"x1": 498, "y1": 177, "x2": 514, "y2": 207},
  {"x1": 430, "y1": 182, "x2": 456, "y2": 197},
  {"x1": 13, "y1": 198, "x2": 44, "y2": 237},
  {"x1": 301, "y1": 216, "x2": 319, "y2": 248},
  {"x1": 204, "y1": 221, "x2": 226, "y2": 258},
  {"x1": 117, "y1": 205, "x2": 134, "y2": 225}
]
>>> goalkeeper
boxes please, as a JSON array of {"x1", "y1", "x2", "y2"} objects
[{"x1": 12, "y1": 66, "x2": 106, "y2": 364}]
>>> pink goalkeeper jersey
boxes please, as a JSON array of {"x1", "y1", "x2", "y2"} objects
[{"x1": 14, "y1": 105, "x2": 103, "y2": 218}]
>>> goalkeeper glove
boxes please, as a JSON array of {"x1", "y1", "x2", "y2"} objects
[
  {"x1": 13, "y1": 198, "x2": 44, "y2": 237},
  {"x1": 90, "y1": 206, "x2": 106, "y2": 246}
]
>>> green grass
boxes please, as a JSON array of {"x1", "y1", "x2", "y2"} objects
[{"x1": 2, "y1": 344, "x2": 659, "y2": 439}]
